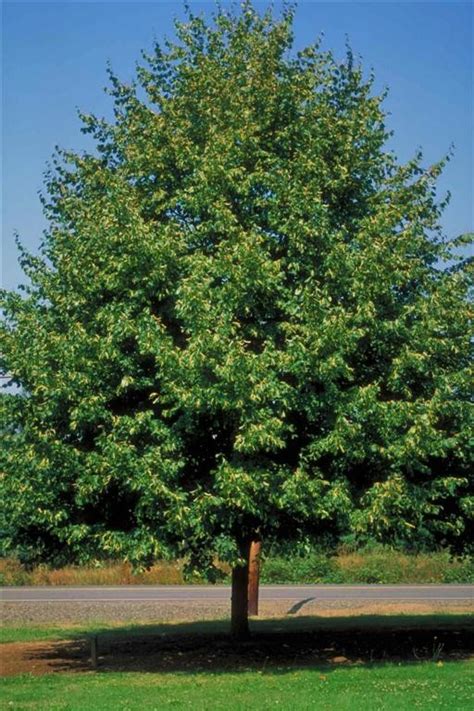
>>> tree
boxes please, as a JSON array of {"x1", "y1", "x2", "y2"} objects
[{"x1": 1, "y1": 3, "x2": 472, "y2": 638}]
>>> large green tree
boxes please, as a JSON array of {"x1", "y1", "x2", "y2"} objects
[{"x1": 1, "y1": 4, "x2": 472, "y2": 636}]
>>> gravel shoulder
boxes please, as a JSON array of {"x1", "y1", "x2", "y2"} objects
[{"x1": 2, "y1": 598, "x2": 473, "y2": 625}]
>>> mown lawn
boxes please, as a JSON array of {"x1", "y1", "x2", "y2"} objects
[
  {"x1": 2, "y1": 615, "x2": 472, "y2": 709},
  {"x1": 2, "y1": 662, "x2": 473, "y2": 710}
]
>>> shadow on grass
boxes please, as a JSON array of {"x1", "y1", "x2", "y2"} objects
[{"x1": 21, "y1": 613, "x2": 474, "y2": 675}]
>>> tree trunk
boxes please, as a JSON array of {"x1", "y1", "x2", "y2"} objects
[
  {"x1": 248, "y1": 539, "x2": 261, "y2": 616},
  {"x1": 231, "y1": 544, "x2": 250, "y2": 639}
]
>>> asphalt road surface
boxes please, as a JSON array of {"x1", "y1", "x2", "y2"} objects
[{"x1": 2, "y1": 585, "x2": 473, "y2": 603}]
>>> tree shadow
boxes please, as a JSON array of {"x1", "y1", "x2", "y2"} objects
[
  {"x1": 287, "y1": 597, "x2": 317, "y2": 614},
  {"x1": 23, "y1": 613, "x2": 474, "y2": 675}
]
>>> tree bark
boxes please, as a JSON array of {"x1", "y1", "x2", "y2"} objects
[
  {"x1": 231, "y1": 543, "x2": 250, "y2": 639},
  {"x1": 248, "y1": 539, "x2": 261, "y2": 616}
]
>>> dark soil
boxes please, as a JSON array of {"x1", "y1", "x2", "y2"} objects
[{"x1": 2, "y1": 625, "x2": 473, "y2": 676}]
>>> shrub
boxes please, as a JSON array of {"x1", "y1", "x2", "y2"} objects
[
  {"x1": 442, "y1": 556, "x2": 474, "y2": 584},
  {"x1": 261, "y1": 552, "x2": 338, "y2": 584},
  {"x1": 260, "y1": 545, "x2": 473, "y2": 585}
]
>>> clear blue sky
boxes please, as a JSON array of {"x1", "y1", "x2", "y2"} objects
[{"x1": 2, "y1": 1, "x2": 473, "y2": 290}]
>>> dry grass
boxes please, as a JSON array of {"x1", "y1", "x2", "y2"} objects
[
  {"x1": 1, "y1": 548, "x2": 471, "y2": 586},
  {"x1": 0, "y1": 558, "x2": 186, "y2": 586}
]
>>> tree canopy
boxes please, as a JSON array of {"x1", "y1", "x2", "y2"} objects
[{"x1": 1, "y1": 4, "x2": 472, "y2": 582}]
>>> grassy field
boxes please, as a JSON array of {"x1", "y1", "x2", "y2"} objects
[
  {"x1": 1, "y1": 548, "x2": 472, "y2": 586},
  {"x1": 2, "y1": 662, "x2": 473, "y2": 710},
  {"x1": 1, "y1": 614, "x2": 473, "y2": 709}
]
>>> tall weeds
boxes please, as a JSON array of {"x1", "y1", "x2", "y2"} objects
[{"x1": 1, "y1": 548, "x2": 472, "y2": 586}]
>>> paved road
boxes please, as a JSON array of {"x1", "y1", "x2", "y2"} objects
[{"x1": 2, "y1": 585, "x2": 473, "y2": 603}]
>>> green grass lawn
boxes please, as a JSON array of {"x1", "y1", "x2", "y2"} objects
[
  {"x1": 2, "y1": 662, "x2": 473, "y2": 710},
  {"x1": 2, "y1": 615, "x2": 472, "y2": 710}
]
